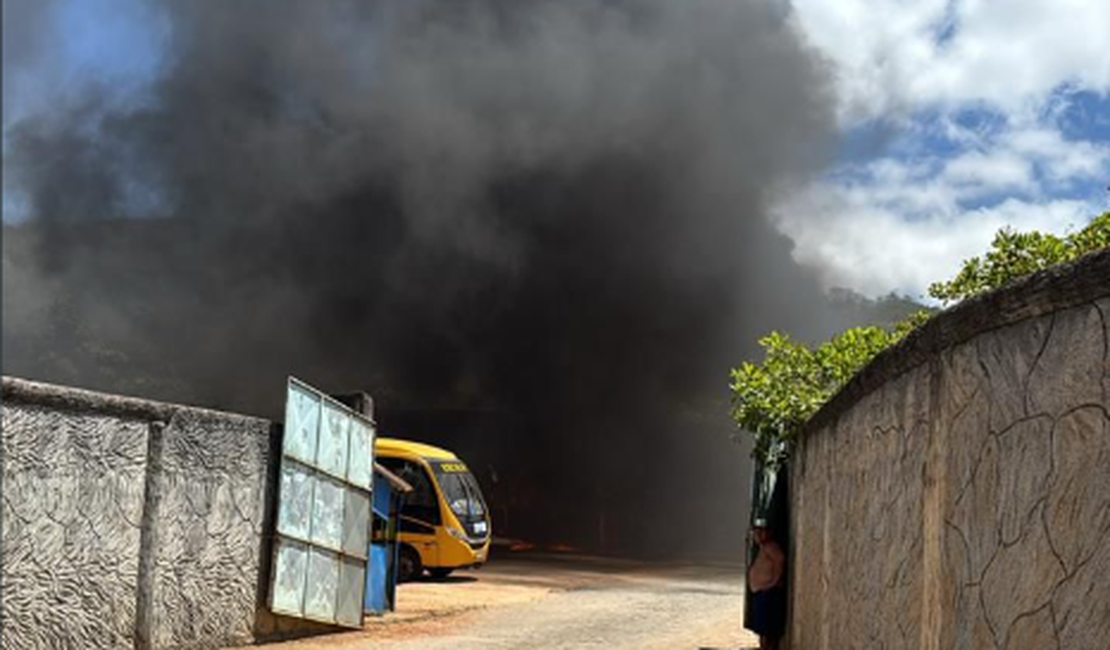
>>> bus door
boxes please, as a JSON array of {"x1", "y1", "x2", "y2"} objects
[{"x1": 381, "y1": 458, "x2": 441, "y2": 564}]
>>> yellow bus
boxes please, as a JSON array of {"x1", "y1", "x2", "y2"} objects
[{"x1": 375, "y1": 438, "x2": 492, "y2": 581}]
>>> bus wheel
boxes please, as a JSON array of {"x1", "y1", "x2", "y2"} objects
[
  {"x1": 428, "y1": 568, "x2": 454, "y2": 580},
  {"x1": 398, "y1": 546, "x2": 423, "y2": 583}
]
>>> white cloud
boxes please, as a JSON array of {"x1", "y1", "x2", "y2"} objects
[
  {"x1": 940, "y1": 150, "x2": 1034, "y2": 196},
  {"x1": 934, "y1": 124, "x2": 1110, "y2": 199},
  {"x1": 775, "y1": 116, "x2": 1109, "y2": 299},
  {"x1": 776, "y1": 0, "x2": 1110, "y2": 300},
  {"x1": 771, "y1": 112, "x2": 1109, "y2": 300},
  {"x1": 1003, "y1": 127, "x2": 1110, "y2": 181},
  {"x1": 774, "y1": 181, "x2": 1099, "y2": 299},
  {"x1": 791, "y1": 0, "x2": 1110, "y2": 120}
]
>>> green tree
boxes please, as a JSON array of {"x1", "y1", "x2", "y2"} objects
[
  {"x1": 928, "y1": 212, "x2": 1110, "y2": 304},
  {"x1": 729, "y1": 311, "x2": 928, "y2": 469}
]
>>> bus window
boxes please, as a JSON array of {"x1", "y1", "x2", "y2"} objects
[
  {"x1": 435, "y1": 470, "x2": 486, "y2": 519},
  {"x1": 379, "y1": 458, "x2": 441, "y2": 526},
  {"x1": 432, "y1": 462, "x2": 489, "y2": 538}
]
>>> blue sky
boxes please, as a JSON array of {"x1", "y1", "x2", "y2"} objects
[
  {"x1": 2, "y1": 0, "x2": 167, "y2": 126},
  {"x1": 2, "y1": 0, "x2": 168, "y2": 221},
  {"x1": 4, "y1": 0, "x2": 1109, "y2": 300}
]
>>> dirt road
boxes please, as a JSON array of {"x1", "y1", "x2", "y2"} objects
[{"x1": 255, "y1": 553, "x2": 759, "y2": 650}]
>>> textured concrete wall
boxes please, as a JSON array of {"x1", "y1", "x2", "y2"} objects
[
  {"x1": 2, "y1": 403, "x2": 149, "y2": 650},
  {"x1": 1, "y1": 378, "x2": 276, "y2": 650},
  {"x1": 790, "y1": 248, "x2": 1110, "y2": 650},
  {"x1": 149, "y1": 409, "x2": 274, "y2": 649}
]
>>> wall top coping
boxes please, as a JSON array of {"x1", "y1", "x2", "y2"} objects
[
  {"x1": 803, "y1": 246, "x2": 1110, "y2": 435},
  {"x1": 2, "y1": 375, "x2": 272, "y2": 426}
]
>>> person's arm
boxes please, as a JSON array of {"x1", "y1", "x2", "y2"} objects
[{"x1": 767, "y1": 542, "x2": 785, "y2": 587}]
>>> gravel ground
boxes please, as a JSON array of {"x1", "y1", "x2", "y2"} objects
[{"x1": 251, "y1": 553, "x2": 759, "y2": 650}]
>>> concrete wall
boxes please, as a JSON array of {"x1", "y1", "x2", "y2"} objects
[
  {"x1": 1, "y1": 378, "x2": 277, "y2": 650},
  {"x1": 790, "y1": 248, "x2": 1110, "y2": 650}
]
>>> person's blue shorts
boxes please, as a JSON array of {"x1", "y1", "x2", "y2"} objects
[{"x1": 747, "y1": 586, "x2": 786, "y2": 636}]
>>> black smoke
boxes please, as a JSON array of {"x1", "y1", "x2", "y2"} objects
[{"x1": 3, "y1": 0, "x2": 847, "y2": 558}]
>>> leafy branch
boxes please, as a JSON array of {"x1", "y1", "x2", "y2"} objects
[
  {"x1": 729, "y1": 312, "x2": 928, "y2": 470},
  {"x1": 928, "y1": 212, "x2": 1110, "y2": 304}
]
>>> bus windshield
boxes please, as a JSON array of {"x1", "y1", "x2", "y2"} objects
[{"x1": 431, "y1": 461, "x2": 487, "y2": 521}]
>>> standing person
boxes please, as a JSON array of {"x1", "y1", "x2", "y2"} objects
[{"x1": 746, "y1": 519, "x2": 786, "y2": 650}]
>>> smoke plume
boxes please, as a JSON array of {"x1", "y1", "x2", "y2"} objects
[{"x1": 3, "y1": 0, "x2": 842, "y2": 557}]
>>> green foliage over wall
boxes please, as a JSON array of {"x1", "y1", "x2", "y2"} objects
[
  {"x1": 928, "y1": 212, "x2": 1110, "y2": 304},
  {"x1": 731, "y1": 210, "x2": 1110, "y2": 468},
  {"x1": 729, "y1": 312, "x2": 928, "y2": 469}
]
